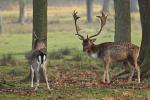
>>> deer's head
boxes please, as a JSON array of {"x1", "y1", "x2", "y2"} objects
[
  {"x1": 33, "y1": 32, "x2": 47, "y2": 50},
  {"x1": 73, "y1": 11, "x2": 107, "y2": 52}
]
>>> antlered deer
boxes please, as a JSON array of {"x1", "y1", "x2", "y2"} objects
[
  {"x1": 73, "y1": 11, "x2": 140, "y2": 83},
  {"x1": 28, "y1": 39, "x2": 51, "y2": 91}
]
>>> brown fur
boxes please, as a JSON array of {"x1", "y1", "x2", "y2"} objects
[
  {"x1": 28, "y1": 40, "x2": 46, "y2": 64},
  {"x1": 82, "y1": 39, "x2": 140, "y2": 83},
  {"x1": 73, "y1": 11, "x2": 140, "y2": 83},
  {"x1": 87, "y1": 42, "x2": 139, "y2": 64}
]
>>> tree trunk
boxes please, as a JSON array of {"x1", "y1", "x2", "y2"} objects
[
  {"x1": 18, "y1": 0, "x2": 26, "y2": 24},
  {"x1": 138, "y1": 0, "x2": 150, "y2": 76},
  {"x1": 32, "y1": 0, "x2": 47, "y2": 82},
  {"x1": 24, "y1": 0, "x2": 47, "y2": 82},
  {"x1": 130, "y1": 0, "x2": 138, "y2": 12},
  {"x1": 0, "y1": 16, "x2": 3, "y2": 34},
  {"x1": 114, "y1": 0, "x2": 131, "y2": 42},
  {"x1": 33, "y1": 0, "x2": 47, "y2": 46},
  {"x1": 86, "y1": 0, "x2": 93, "y2": 23},
  {"x1": 102, "y1": 0, "x2": 110, "y2": 13}
]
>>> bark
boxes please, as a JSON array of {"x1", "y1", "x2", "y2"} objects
[
  {"x1": 33, "y1": 0, "x2": 47, "y2": 48},
  {"x1": 18, "y1": 0, "x2": 26, "y2": 24},
  {"x1": 102, "y1": 0, "x2": 110, "y2": 13},
  {"x1": 25, "y1": 0, "x2": 47, "y2": 82},
  {"x1": 86, "y1": 0, "x2": 93, "y2": 23},
  {"x1": 0, "y1": 16, "x2": 3, "y2": 34},
  {"x1": 130, "y1": 0, "x2": 138, "y2": 12},
  {"x1": 138, "y1": 0, "x2": 150, "y2": 76},
  {"x1": 114, "y1": 0, "x2": 131, "y2": 42}
]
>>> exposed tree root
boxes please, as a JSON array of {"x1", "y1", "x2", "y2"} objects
[
  {"x1": 141, "y1": 71, "x2": 150, "y2": 79},
  {"x1": 112, "y1": 70, "x2": 130, "y2": 79},
  {"x1": 112, "y1": 70, "x2": 150, "y2": 81}
]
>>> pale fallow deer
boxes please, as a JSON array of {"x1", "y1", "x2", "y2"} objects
[
  {"x1": 72, "y1": 11, "x2": 140, "y2": 83},
  {"x1": 28, "y1": 39, "x2": 51, "y2": 91}
]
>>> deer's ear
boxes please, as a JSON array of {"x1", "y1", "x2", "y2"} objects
[{"x1": 91, "y1": 38, "x2": 96, "y2": 42}]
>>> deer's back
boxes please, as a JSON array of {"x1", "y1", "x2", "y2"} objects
[{"x1": 96, "y1": 42, "x2": 139, "y2": 62}]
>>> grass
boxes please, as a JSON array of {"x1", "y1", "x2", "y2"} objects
[
  {"x1": 0, "y1": 84, "x2": 150, "y2": 100},
  {"x1": 0, "y1": 31, "x2": 141, "y2": 56},
  {"x1": 0, "y1": 4, "x2": 148, "y2": 100}
]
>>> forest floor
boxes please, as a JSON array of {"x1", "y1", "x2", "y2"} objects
[
  {"x1": 0, "y1": 58, "x2": 150, "y2": 100},
  {"x1": 0, "y1": 33, "x2": 149, "y2": 100}
]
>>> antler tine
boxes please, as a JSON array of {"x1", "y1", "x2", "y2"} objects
[
  {"x1": 33, "y1": 32, "x2": 38, "y2": 40},
  {"x1": 73, "y1": 10, "x2": 84, "y2": 40},
  {"x1": 33, "y1": 32, "x2": 47, "y2": 41},
  {"x1": 89, "y1": 12, "x2": 107, "y2": 39}
]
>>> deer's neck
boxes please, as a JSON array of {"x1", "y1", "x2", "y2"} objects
[
  {"x1": 91, "y1": 44, "x2": 97, "y2": 53},
  {"x1": 87, "y1": 44, "x2": 99, "y2": 59}
]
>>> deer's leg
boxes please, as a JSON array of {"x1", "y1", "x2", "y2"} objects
[
  {"x1": 103, "y1": 66, "x2": 106, "y2": 83},
  {"x1": 31, "y1": 65, "x2": 34, "y2": 87},
  {"x1": 129, "y1": 57, "x2": 140, "y2": 83},
  {"x1": 105, "y1": 62, "x2": 110, "y2": 83},
  {"x1": 103, "y1": 61, "x2": 110, "y2": 83},
  {"x1": 106, "y1": 65, "x2": 110, "y2": 83},
  {"x1": 34, "y1": 64, "x2": 40, "y2": 91},
  {"x1": 134, "y1": 62, "x2": 140, "y2": 83},
  {"x1": 42, "y1": 63, "x2": 50, "y2": 91},
  {"x1": 128, "y1": 57, "x2": 135, "y2": 83},
  {"x1": 128, "y1": 65, "x2": 135, "y2": 83}
]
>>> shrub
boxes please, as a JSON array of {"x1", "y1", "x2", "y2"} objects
[
  {"x1": 48, "y1": 51, "x2": 64, "y2": 59},
  {"x1": 59, "y1": 48, "x2": 71, "y2": 55},
  {"x1": 48, "y1": 48, "x2": 72, "y2": 59},
  {"x1": 72, "y1": 52, "x2": 84, "y2": 61},
  {"x1": 0, "y1": 54, "x2": 21, "y2": 66}
]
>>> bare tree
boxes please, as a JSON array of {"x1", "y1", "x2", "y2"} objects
[
  {"x1": 0, "y1": 16, "x2": 3, "y2": 34},
  {"x1": 102, "y1": 0, "x2": 111, "y2": 13},
  {"x1": 18, "y1": 0, "x2": 26, "y2": 24},
  {"x1": 33, "y1": 0, "x2": 47, "y2": 48},
  {"x1": 130, "y1": 0, "x2": 138, "y2": 12},
  {"x1": 86, "y1": 0, "x2": 93, "y2": 23},
  {"x1": 138, "y1": 0, "x2": 150, "y2": 77},
  {"x1": 114, "y1": 0, "x2": 131, "y2": 42}
]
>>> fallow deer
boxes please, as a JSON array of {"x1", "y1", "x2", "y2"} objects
[
  {"x1": 28, "y1": 39, "x2": 51, "y2": 91},
  {"x1": 73, "y1": 11, "x2": 140, "y2": 83}
]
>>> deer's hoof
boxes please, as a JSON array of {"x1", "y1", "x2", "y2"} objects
[
  {"x1": 47, "y1": 88, "x2": 53, "y2": 93},
  {"x1": 34, "y1": 87, "x2": 38, "y2": 91},
  {"x1": 107, "y1": 80, "x2": 110, "y2": 84},
  {"x1": 138, "y1": 80, "x2": 140, "y2": 84},
  {"x1": 138, "y1": 82, "x2": 140, "y2": 84},
  {"x1": 127, "y1": 80, "x2": 132, "y2": 84},
  {"x1": 100, "y1": 80, "x2": 106, "y2": 84}
]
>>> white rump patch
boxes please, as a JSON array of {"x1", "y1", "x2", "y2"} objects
[
  {"x1": 43, "y1": 55, "x2": 46, "y2": 61},
  {"x1": 38, "y1": 55, "x2": 42, "y2": 64}
]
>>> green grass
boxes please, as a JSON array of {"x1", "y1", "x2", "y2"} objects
[
  {"x1": 0, "y1": 31, "x2": 141, "y2": 55},
  {"x1": 0, "y1": 93, "x2": 46, "y2": 100},
  {"x1": 0, "y1": 86, "x2": 149, "y2": 100}
]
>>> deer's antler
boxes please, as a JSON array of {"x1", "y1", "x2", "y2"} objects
[
  {"x1": 33, "y1": 32, "x2": 47, "y2": 41},
  {"x1": 89, "y1": 12, "x2": 107, "y2": 39},
  {"x1": 73, "y1": 10, "x2": 84, "y2": 40}
]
